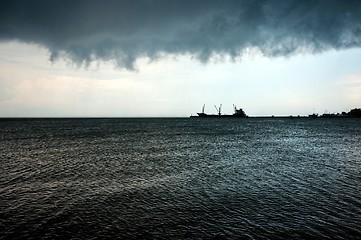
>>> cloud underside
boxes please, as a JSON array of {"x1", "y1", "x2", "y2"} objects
[{"x1": 1, "y1": 0, "x2": 361, "y2": 70}]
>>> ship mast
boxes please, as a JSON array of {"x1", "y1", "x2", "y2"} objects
[{"x1": 214, "y1": 104, "x2": 222, "y2": 116}]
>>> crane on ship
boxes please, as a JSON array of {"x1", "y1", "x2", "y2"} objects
[{"x1": 214, "y1": 104, "x2": 222, "y2": 116}]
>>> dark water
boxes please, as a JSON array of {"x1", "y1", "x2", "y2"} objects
[{"x1": 1, "y1": 118, "x2": 361, "y2": 239}]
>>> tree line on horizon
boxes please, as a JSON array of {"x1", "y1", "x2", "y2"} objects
[{"x1": 318, "y1": 108, "x2": 361, "y2": 118}]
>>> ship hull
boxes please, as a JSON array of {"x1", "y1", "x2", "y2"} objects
[{"x1": 195, "y1": 113, "x2": 247, "y2": 118}]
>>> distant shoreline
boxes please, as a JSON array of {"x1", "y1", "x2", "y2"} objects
[
  {"x1": 190, "y1": 107, "x2": 361, "y2": 119},
  {"x1": 1, "y1": 116, "x2": 361, "y2": 121},
  {"x1": 190, "y1": 115, "x2": 360, "y2": 119}
]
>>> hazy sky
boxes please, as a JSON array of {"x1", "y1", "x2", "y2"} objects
[{"x1": 1, "y1": 0, "x2": 361, "y2": 117}]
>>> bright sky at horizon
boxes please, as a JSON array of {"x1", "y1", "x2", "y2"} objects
[
  {"x1": 1, "y1": 41, "x2": 360, "y2": 117},
  {"x1": 1, "y1": 1, "x2": 361, "y2": 117}
]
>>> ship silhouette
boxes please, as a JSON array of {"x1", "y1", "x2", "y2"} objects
[{"x1": 192, "y1": 104, "x2": 247, "y2": 118}]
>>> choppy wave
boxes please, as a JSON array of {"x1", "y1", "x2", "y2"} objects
[{"x1": 1, "y1": 118, "x2": 361, "y2": 239}]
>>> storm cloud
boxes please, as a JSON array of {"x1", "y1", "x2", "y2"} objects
[{"x1": 1, "y1": 0, "x2": 361, "y2": 70}]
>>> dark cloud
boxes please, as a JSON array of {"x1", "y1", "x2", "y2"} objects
[{"x1": 1, "y1": 0, "x2": 361, "y2": 70}]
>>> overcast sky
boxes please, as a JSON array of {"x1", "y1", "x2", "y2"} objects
[{"x1": 1, "y1": 0, "x2": 361, "y2": 117}]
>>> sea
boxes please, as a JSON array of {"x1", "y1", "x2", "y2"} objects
[{"x1": 1, "y1": 118, "x2": 361, "y2": 240}]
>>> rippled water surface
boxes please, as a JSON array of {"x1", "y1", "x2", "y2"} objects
[{"x1": 1, "y1": 118, "x2": 361, "y2": 239}]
